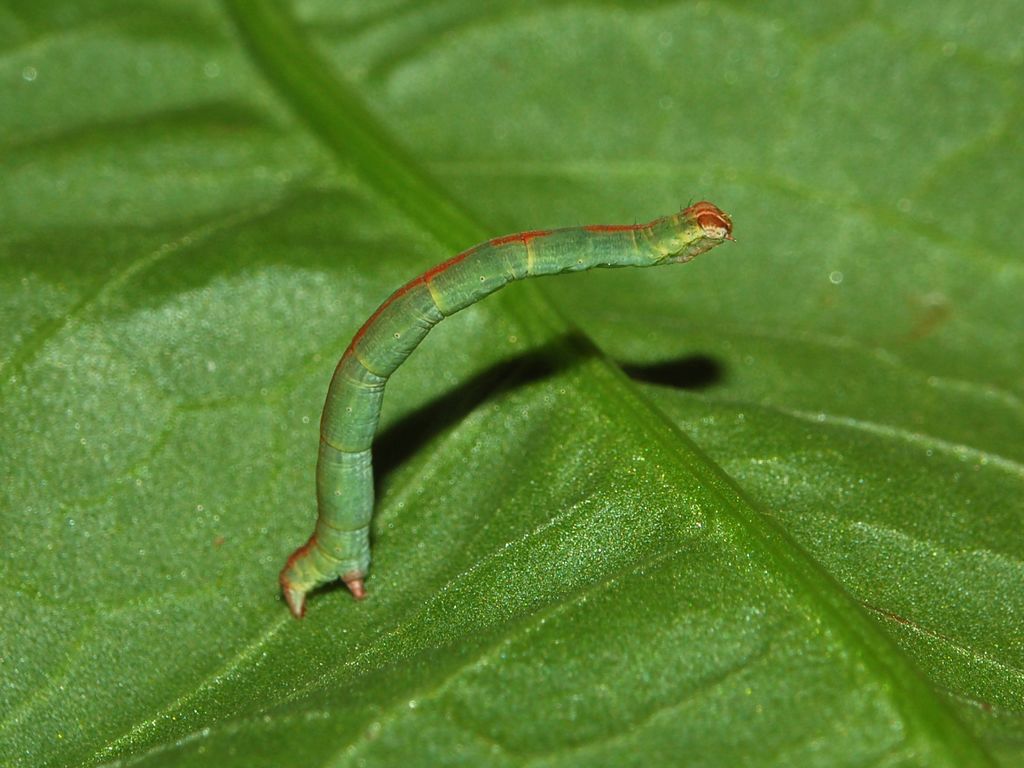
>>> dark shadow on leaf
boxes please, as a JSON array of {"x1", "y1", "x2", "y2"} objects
[
  {"x1": 618, "y1": 354, "x2": 725, "y2": 390},
  {"x1": 373, "y1": 337, "x2": 589, "y2": 485}
]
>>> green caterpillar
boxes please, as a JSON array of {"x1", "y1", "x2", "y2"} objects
[{"x1": 281, "y1": 202, "x2": 734, "y2": 617}]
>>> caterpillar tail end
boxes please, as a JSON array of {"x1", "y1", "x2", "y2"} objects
[{"x1": 279, "y1": 535, "x2": 368, "y2": 619}]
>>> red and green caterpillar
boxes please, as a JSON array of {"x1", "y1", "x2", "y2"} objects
[{"x1": 281, "y1": 202, "x2": 734, "y2": 617}]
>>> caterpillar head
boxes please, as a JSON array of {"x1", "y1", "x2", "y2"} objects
[
  {"x1": 651, "y1": 201, "x2": 734, "y2": 264},
  {"x1": 685, "y1": 201, "x2": 733, "y2": 242}
]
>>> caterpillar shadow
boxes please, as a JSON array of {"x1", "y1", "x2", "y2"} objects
[
  {"x1": 617, "y1": 353, "x2": 725, "y2": 390},
  {"x1": 372, "y1": 341, "x2": 571, "y2": 484},
  {"x1": 373, "y1": 345, "x2": 725, "y2": 489}
]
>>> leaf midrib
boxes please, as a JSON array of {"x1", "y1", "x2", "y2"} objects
[{"x1": 219, "y1": 2, "x2": 995, "y2": 765}]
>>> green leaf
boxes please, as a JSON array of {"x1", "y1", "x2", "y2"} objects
[{"x1": 2, "y1": 1, "x2": 1020, "y2": 766}]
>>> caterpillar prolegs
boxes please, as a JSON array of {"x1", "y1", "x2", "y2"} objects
[{"x1": 281, "y1": 202, "x2": 734, "y2": 617}]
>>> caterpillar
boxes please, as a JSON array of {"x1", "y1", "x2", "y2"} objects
[{"x1": 281, "y1": 202, "x2": 734, "y2": 618}]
